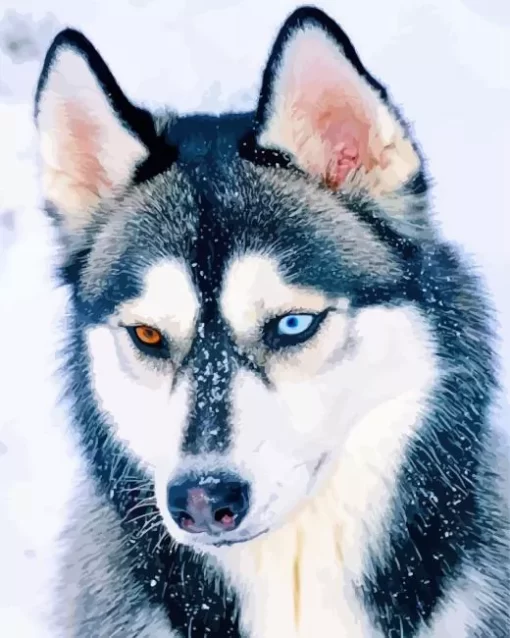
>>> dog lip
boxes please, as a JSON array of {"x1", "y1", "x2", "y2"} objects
[
  {"x1": 312, "y1": 452, "x2": 329, "y2": 477},
  {"x1": 188, "y1": 527, "x2": 270, "y2": 548},
  {"x1": 211, "y1": 528, "x2": 270, "y2": 547},
  {"x1": 305, "y1": 452, "x2": 330, "y2": 495}
]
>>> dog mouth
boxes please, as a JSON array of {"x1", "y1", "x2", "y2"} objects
[
  {"x1": 210, "y1": 528, "x2": 270, "y2": 547},
  {"x1": 188, "y1": 526, "x2": 270, "y2": 548}
]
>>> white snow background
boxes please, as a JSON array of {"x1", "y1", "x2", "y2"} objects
[{"x1": 0, "y1": 0, "x2": 508, "y2": 635}]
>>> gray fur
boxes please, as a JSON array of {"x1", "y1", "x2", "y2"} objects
[{"x1": 53, "y1": 480, "x2": 178, "y2": 638}]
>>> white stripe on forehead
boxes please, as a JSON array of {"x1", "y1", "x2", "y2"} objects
[
  {"x1": 116, "y1": 260, "x2": 199, "y2": 341},
  {"x1": 220, "y1": 253, "x2": 331, "y2": 337}
]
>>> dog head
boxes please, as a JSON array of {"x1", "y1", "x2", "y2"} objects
[{"x1": 34, "y1": 7, "x2": 437, "y2": 550}]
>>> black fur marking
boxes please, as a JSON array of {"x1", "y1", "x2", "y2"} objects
[
  {"x1": 238, "y1": 130, "x2": 294, "y2": 169},
  {"x1": 179, "y1": 172, "x2": 238, "y2": 456},
  {"x1": 178, "y1": 164, "x2": 287, "y2": 453},
  {"x1": 133, "y1": 143, "x2": 178, "y2": 184},
  {"x1": 59, "y1": 247, "x2": 91, "y2": 289},
  {"x1": 349, "y1": 199, "x2": 420, "y2": 262},
  {"x1": 180, "y1": 319, "x2": 236, "y2": 456}
]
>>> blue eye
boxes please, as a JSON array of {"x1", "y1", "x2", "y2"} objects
[
  {"x1": 264, "y1": 311, "x2": 328, "y2": 349},
  {"x1": 277, "y1": 314, "x2": 314, "y2": 335}
]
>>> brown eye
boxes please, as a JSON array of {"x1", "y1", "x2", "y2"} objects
[
  {"x1": 126, "y1": 324, "x2": 169, "y2": 359},
  {"x1": 133, "y1": 325, "x2": 163, "y2": 347}
]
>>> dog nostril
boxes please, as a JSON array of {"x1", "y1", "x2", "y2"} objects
[
  {"x1": 214, "y1": 507, "x2": 235, "y2": 526},
  {"x1": 167, "y1": 473, "x2": 250, "y2": 535},
  {"x1": 178, "y1": 512, "x2": 195, "y2": 528}
]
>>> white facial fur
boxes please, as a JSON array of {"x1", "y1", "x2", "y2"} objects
[
  {"x1": 86, "y1": 260, "x2": 198, "y2": 476},
  {"x1": 86, "y1": 254, "x2": 437, "y2": 554}
]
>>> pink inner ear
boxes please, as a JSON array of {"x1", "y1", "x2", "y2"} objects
[
  {"x1": 320, "y1": 100, "x2": 372, "y2": 189},
  {"x1": 61, "y1": 101, "x2": 112, "y2": 195},
  {"x1": 297, "y1": 83, "x2": 373, "y2": 189},
  {"x1": 274, "y1": 31, "x2": 376, "y2": 189}
]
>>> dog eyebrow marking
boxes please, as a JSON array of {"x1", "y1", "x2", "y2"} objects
[
  {"x1": 220, "y1": 253, "x2": 332, "y2": 338},
  {"x1": 115, "y1": 259, "x2": 199, "y2": 342}
]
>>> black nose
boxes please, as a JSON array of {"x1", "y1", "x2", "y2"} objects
[{"x1": 167, "y1": 472, "x2": 250, "y2": 535}]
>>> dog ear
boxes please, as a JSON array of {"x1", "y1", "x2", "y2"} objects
[
  {"x1": 34, "y1": 29, "x2": 156, "y2": 237},
  {"x1": 253, "y1": 7, "x2": 423, "y2": 198}
]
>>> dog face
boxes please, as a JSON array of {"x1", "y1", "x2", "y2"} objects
[{"x1": 34, "y1": 7, "x2": 437, "y2": 550}]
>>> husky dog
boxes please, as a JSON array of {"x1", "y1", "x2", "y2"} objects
[{"x1": 33, "y1": 5, "x2": 509, "y2": 637}]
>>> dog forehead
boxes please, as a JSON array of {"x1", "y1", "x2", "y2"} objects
[{"x1": 81, "y1": 154, "x2": 399, "y2": 327}]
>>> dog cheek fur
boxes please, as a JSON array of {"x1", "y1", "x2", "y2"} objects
[
  {"x1": 85, "y1": 325, "x2": 190, "y2": 475},
  {"x1": 210, "y1": 305, "x2": 438, "y2": 637}
]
